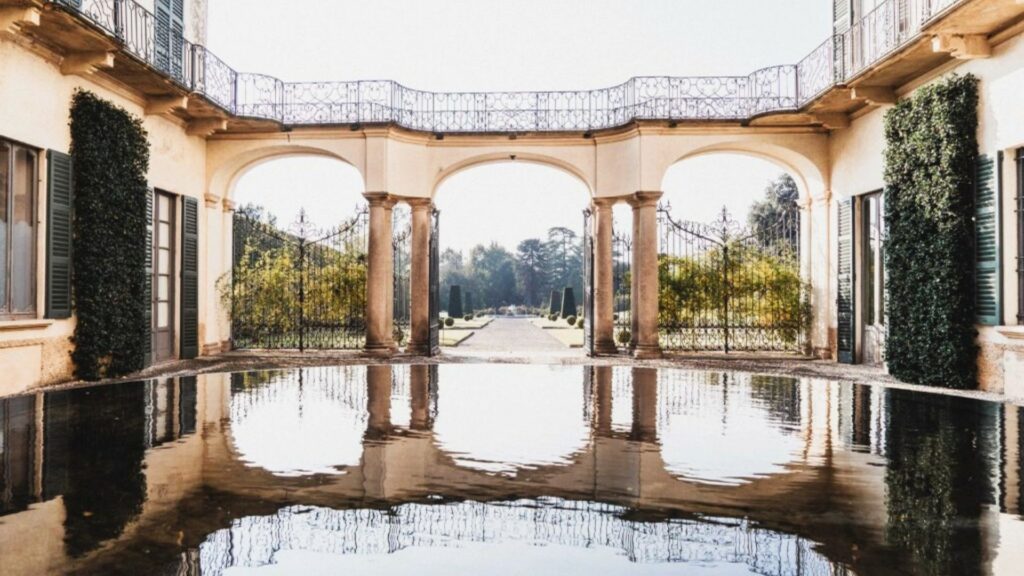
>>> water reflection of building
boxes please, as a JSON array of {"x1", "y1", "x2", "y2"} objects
[{"x1": 0, "y1": 366, "x2": 1021, "y2": 575}]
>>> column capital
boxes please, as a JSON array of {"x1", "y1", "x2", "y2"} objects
[
  {"x1": 404, "y1": 197, "x2": 435, "y2": 211},
  {"x1": 204, "y1": 193, "x2": 221, "y2": 208},
  {"x1": 592, "y1": 194, "x2": 633, "y2": 208},
  {"x1": 222, "y1": 198, "x2": 236, "y2": 213},
  {"x1": 363, "y1": 191, "x2": 398, "y2": 208},
  {"x1": 628, "y1": 191, "x2": 663, "y2": 208}
]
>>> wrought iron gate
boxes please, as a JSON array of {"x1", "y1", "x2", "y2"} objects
[
  {"x1": 393, "y1": 208, "x2": 411, "y2": 348},
  {"x1": 658, "y1": 205, "x2": 805, "y2": 353},
  {"x1": 231, "y1": 209, "x2": 368, "y2": 350},
  {"x1": 429, "y1": 209, "x2": 441, "y2": 355},
  {"x1": 612, "y1": 228, "x2": 632, "y2": 351},
  {"x1": 582, "y1": 209, "x2": 594, "y2": 355}
]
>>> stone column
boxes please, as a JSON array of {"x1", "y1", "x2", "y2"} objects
[
  {"x1": 592, "y1": 199, "x2": 617, "y2": 355},
  {"x1": 407, "y1": 198, "x2": 434, "y2": 355},
  {"x1": 630, "y1": 191, "x2": 663, "y2": 359},
  {"x1": 364, "y1": 192, "x2": 398, "y2": 355},
  {"x1": 810, "y1": 191, "x2": 832, "y2": 359},
  {"x1": 219, "y1": 198, "x2": 236, "y2": 351},
  {"x1": 200, "y1": 193, "x2": 221, "y2": 355}
]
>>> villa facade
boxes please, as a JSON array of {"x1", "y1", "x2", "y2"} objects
[{"x1": 1, "y1": 0, "x2": 1024, "y2": 396}]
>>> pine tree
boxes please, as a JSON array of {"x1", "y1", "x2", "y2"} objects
[
  {"x1": 560, "y1": 287, "x2": 577, "y2": 319},
  {"x1": 448, "y1": 285, "x2": 463, "y2": 317}
]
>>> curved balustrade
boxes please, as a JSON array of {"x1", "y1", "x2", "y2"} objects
[{"x1": 53, "y1": 0, "x2": 965, "y2": 132}]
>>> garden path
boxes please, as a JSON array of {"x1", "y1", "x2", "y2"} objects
[{"x1": 444, "y1": 317, "x2": 581, "y2": 359}]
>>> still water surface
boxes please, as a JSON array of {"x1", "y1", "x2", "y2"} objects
[{"x1": 0, "y1": 364, "x2": 1021, "y2": 575}]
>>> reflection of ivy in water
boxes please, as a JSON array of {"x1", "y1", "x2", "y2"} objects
[
  {"x1": 883, "y1": 390, "x2": 998, "y2": 575},
  {"x1": 44, "y1": 383, "x2": 148, "y2": 557}
]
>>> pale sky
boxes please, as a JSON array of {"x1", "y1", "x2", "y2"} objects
[{"x1": 217, "y1": 1, "x2": 830, "y2": 252}]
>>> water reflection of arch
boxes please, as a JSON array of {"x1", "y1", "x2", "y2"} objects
[
  {"x1": 213, "y1": 364, "x2": 853, "y2": 495},
  {"x1": 226, "y1": 367, "x2": 372, "y2": 476},
  {"x1": 197, "y1": 500, "x2": 845, "y2": 576}
]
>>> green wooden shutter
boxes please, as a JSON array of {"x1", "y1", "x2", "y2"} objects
[
  {"x1": 170, "y1": 0, "x2": 185, "y2": 80},
  {"x1": 180, "y1": 196, "x2": 199, "y2": 359},
  {"x1": 154, "y1": 0, "x2": 171, "y2": 73},
  {"x1": 837, "y1": 197, "x2": 856, "y2": 363},
  {"x1": 46, "y1": 150, "x2": 74, "y2": 320},
  {"x1": 154, "y1": 0, "x2": 184, "y2": 79},
  {"x1": 975, "y1": 153, "x2": 1002, "y2": 325},
  {"x1": 143, "y1": 188, "x2": 154, "y2": 368},
  {"x1": 834, "y1": 0, "x2": 852, "y2": 32}
]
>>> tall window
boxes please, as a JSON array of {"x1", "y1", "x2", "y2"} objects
[
  {"x1": 862, "y1": 192, "x2": 885, "y2": 326},
  {"x1": 0, "y1": 138, "x2": 37, "y2": 319}
]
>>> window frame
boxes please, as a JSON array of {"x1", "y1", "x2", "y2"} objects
[
  {"x1": 0, "y1": 136, "x2": 39, "y2": 321},
  {"x1": 861, "y1": 190, "x2": 885, "y2": 328}
]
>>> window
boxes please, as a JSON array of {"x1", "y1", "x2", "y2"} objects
[
  {"x1": 862, "y1": 192, "x2": 884, "y2": 327},
  {"x1": 0, "y1": 138, "x2": 37, "y2": 319}
]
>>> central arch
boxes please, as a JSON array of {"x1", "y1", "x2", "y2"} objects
[
  {"x1": 427, "y1": 155, "x2": 593, "y2": 354},
  {"x1": 431, "y1": 151, "x2": 596, "y2": 198}
]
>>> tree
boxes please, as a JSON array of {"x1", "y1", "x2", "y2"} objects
[
  {"x1": 465, "y1": 291, "x2": 474, "y2": 315},
  {"x1": 448, "y1": 285, "x2": 463, "y2": 317},
  {"x1": 515, "y1": 238, "x2": 546, "y2": 307},
  {"x1": 470, "y1": 243, "x2": 518, "y2": 308},
  {"x1": 545, "y1": 227, "x2": 583, "y2": 301},
  {"x1": 236, "y1": 202, "x2": 278, "y2": 227},
  {"x1": 747, "y1": 173, "x2": 799, "y2": 249}
]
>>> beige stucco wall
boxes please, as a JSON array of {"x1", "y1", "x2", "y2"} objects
[
  {"x1": 0, "y1": 34, "x2": 208, "y2": 394},
  {"x1": 828, "y1": 29, "x2": 1024, "y2": 394}
]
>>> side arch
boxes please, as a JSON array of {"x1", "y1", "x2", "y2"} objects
[
  {"x1": 656, "y1": 140, "x2": 828, "y2": 203},
  {"x1": 207, "y1": 142, "x2": 367, "y2": 204}
]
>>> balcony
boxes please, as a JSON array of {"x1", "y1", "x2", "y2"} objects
[{"x1": 3, "y1": 0, "x2": 1023, "y2": 134}]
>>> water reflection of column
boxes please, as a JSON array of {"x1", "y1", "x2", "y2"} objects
[
  {"x1": 410, "y1": 365, "x2": 433, "y2": 431},
  {"x1": 1005, "y1": 408, "x2": 1020, "y2": 514},
  {"x1": 631, "y1": 368, "x2": 658, "y2": 443},
  {"x1": 366, "y1": 365, "x2": 393, "y2": 439},
  {"x1": 593, "y1": 366, "x2": 613, "y2": 437},
  {"x1": 852, "y1": 384, "x2": 871, "y2": 447}
]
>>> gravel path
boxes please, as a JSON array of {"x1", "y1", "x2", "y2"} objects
[{"x1": 445, "y1": 317, "x2": 583, "y2": 360}]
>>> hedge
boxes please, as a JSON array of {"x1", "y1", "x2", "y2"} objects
[
  {"x1": 883, "y1": 74, "x2": 978, "y2": 389},
  {"x1": 69, "y1": 90, "x2": 151, "y2": 380}
]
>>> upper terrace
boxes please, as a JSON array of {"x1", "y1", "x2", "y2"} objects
[{"x1": 3, "y1": 0, "x2": 1024, "y2": 134}]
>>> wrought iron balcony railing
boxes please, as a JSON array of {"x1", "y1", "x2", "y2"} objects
[{"x1": 52, "y1": 0, "x2": 965, "y2": 132}]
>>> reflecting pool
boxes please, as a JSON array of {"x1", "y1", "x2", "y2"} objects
[{"x1": 0, "y1": 364, "x2": 1022, "y2": 575}]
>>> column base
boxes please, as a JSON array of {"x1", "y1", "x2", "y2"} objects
[
  {"x1": 593, "y1": 340, "x2": 620, "y2": 356},
  {"x1": 405, "y1": 341, "x2": 433, "y2": 356},
  {"x1": 363, "y1": 343, "x2": 399, "y2": 357},
  {"x1": 632, "y1": 345, "x2": 662, "y2": 360}
]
